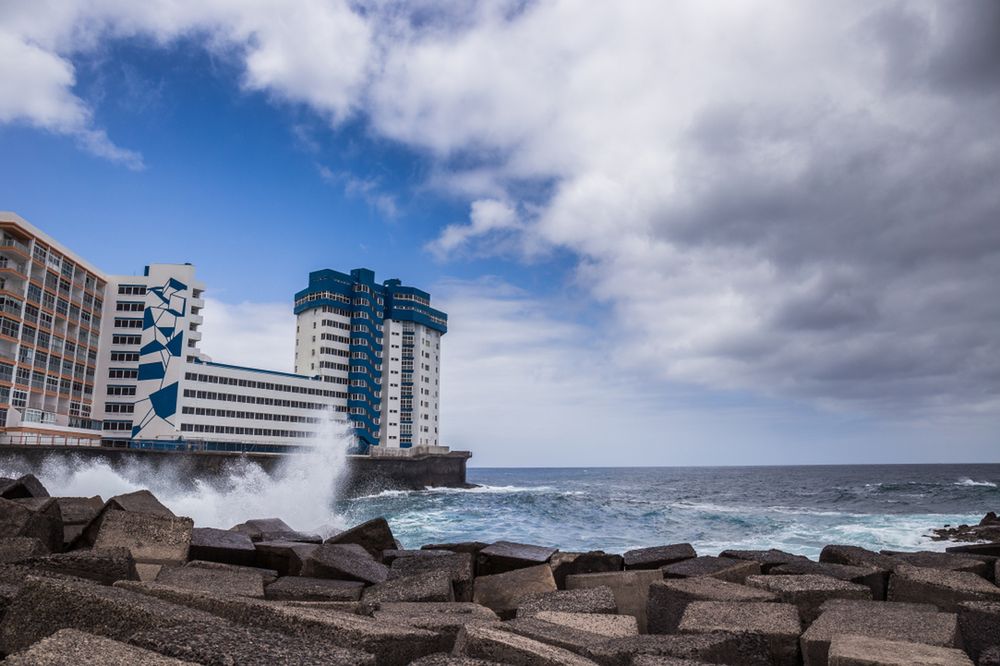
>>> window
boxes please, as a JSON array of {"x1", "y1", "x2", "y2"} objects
[
  {"x1": 114, "y1": 317, "x2": 143, "y2": 329},
  {"x1": 107, "y1": 368, "x2": 138, "y2": 379},
  {"x1": 109, "y1": 351, "x2": 140, "y2": 362}
]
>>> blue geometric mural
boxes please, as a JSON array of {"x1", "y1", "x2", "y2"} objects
[{"x1": 131, "y1": 277, "x2": 187, "y2": 438}]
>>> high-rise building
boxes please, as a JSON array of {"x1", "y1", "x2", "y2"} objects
[{"x1": 294, "y1": 268, "x2": 447, "y2": 452}]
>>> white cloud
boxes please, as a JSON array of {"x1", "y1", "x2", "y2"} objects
[
  {"x1": 426, "y1": 199, "x2": 522, "y2": 259},
  {"x1": 318, "y1": 165, "x2": 399, "y2": 219},
  {"x1": 197, "y1": 297, "x2": 296, "y2": 374}
]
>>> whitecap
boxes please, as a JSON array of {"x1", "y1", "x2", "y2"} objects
[{"x1": 955, "y1": 478, "x2": 997, "y2": 487}]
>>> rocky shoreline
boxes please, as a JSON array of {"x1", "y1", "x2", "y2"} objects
[{"x1": 0, "y1": 473, "x2": 998, "y2": 665}]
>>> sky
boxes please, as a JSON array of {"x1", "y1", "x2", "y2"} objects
[{"x1": 1, "y1": 0, "x2": 998, "y2": 466}]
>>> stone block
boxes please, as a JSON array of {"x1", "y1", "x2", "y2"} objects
[
  {"x1": 662, "y1": 556, "x2": 760, "y2": 584},
  {"x1": 18, "y1": 547, "x2": 139, "y2": 585},
  {"x1": 230, "y1": 517, "x2": 321, "y2": 543},
  {"x1": 325, "y1": 517, "x2": 396, "y2": 559},
  {"x1": 957, "y1": 600, "x2": 1000, "y2": 662},
  {"x1": 826, "y1": 634, "x2": 973, "y2": 666},
  {"x1": 0, "y1": 536, "x2": 48, "y2": 563},
  {"x1": 647, "y1": 576, "x2": 779, "y2": 634},
  {"x1": 586, "y1": 632, "x2": 772, "y2": 666},
  {"x1": 253, "y1": 540, "x2": 318, "y2": 575},
  {"x1": 800, "y1": 605, "x2": 961, "y2": 666},
  {"x1": 0, "y1": 497, "x2": 62, "y2": 553},
  {"x1": 408, "y1": 655, "x2": 501, "y2": 666},
  {"x1": 624, "y1": 544, "x2": 697, "y2": 570},
  {"x1": 885, "y1": 551, "x2": 991, "y2": 578},
  {"x1": 185, "y1": 559, "x2": 278, "y2": 584},
  {"x1": 361, "y1": 570, "x2": 455, "y2": 604},
  {"x1": 746, "y1": 574, "x2": 871, "y2": 623},
  {"x1": 719, "y1": 548, "x2": 811, "y2": 574},
  {"x1": 477, "y1": 540, "x2": 558, "y2": 576},
  {"x1": 888, "y1": 563, "x2": 1000, "y2": 612},
  {"x1": 93, "y1": 509, "x2": 193, "y2": 567},
  {"x1": 817, "y1": 598, "x2": 938, "y2": 615},
  {"x1": 265, "y1": 575, "x2": 364, "y2": 601},
  {"x1": 105, "y1": 490, "x2": 175, "y2": 517},
  {"x1": 551, "y1": 551, "x2": 624, "y2": 588},
  {"x1": 517, "y1": 586, "x2": 618, "y2": 617},
  {"x1": 982, "y1": 645, "x2": 1000, "y2": 666},
  {"x1": 136, "y1": 563, "x2": 163, "y2": 582},
  {"x1": 156, "y1": 562, "x2": 265, "y2": 598},
  {"x1": 678, "y1": 601, "x2": 802, "y2": 666},
  {"x1": 383, "y1": 548, "x2": 451, "y2": 565},
  {"x1": 474, "y1": 563, "x2": 558, "y2": 619},
  {"x1": 391, "y1": 551, "x2": 474, "y2": 602},
  {"x1": 53, "y1": 497, "x2": 103, "y2": 548},
  {"x1": 0, "y1": 474, "x2": 49, "y2": 500},
  {"x1": 453, "y1": 624, "x2": 599, "y2": 665},
  {"x1": 4, "y1": 628, "x2": 193, "y2": 665},
  {"x1": 421, "y1": 541, "x2": 489, "y2": 555},
  {"x1": 566, "y1": 569, "x2": 662, "y2": 633},
  {"x1": 189, "y1": 527, "x2": 257, "y2": 567},
  {"x1": 771, "y1": 560, "x2": 889, "y2": 600},
  {"x1": 631, "y1": 658, "x2": 715, "y2": 666},
  {"x1": 947, "y1": 543, "x2": 1000, "y2": 558},
  {"x1": 374, "y1": 602, "x2": 499, "y2": 652},
  {"x1": 498, "y1": 615, "x2": 616, "y2": 657},
  {"x1": 820, "y1": 545, "x2": 897, "y2": 570},
  {"x1": 300, "y1": 543, "x2": 390, "y2": 584},
  {"x1": 533, "y1": 610, "x2": 638, "y2": 638}
]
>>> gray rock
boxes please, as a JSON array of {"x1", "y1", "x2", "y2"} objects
[
  {"x1": 105, "y1": 490, "x2": 175, "y2": 517},
  {"x1": 888, "y1": 563, "x2": 1000, "y2": 612},
  {"x1": 361, "y1": 570, "x2": 455, "y2": 604},
  {"x1": 325, "y1": 517, "x2": 396, "y2": 559},
  {"x1": 155, "y1": 563, "x2": 265, "y2": 598},
  {"x1": 517, "y1": 586, "x2": 618, "y2": 617},
  {"x1": 647, "y1": 576, "x2": 779, "y2": 634},
  {"x1": 18, "y1": 547, "x2": 139, "y2": 585},
  {"x1": 477, "y1": 540, "x2": 559, "y2": 576},
  {"x1": 678, "y1": 601, "x2": 802, "y2": 666},
  {"x1": 586, "y1": 633, "x2": 773, "y2": 666},
  {"x1": 946, "y1": 543, "x2": 1000, "y2": 558},
  {"x1": 300, "y1": 543, "x2": 390, "y2": 584},
  {"x1": 421, "y1": 542, "x2": 489, "y2": 555},
  {"x1": 566, "y1": 569, "x2": 663, "y2": 633},
  {"x1": 189, "y1": 527, "x2": 257, "y2": 567},
  {"x1": 253, "y1": 539, "x2": 319, "y2": 575},
  {"x1": 719, "y1": 548, "x2": 811, "y2": 574},
  {"x1": 391, "y1": 551, "x2": 474, "y2": 601},
  {"x1": 53, "y1": 497, "x2": 103, "y2": 548},
  {"x1": 982, "y1": 645, "x2": 1000, "y2": 666},
  {"x1": 0, "y1": 474, "x2": 49, "y2": 500},
  {"x1": 382, "y1": 548, "x2": 451, "y2": 565},
  {"x1": 265, "y1": 576, "x2": 364, "y2": 601},
  {"x1": 826, "y1": 634, "x2": 973, "y2": 666},
  {"x1": 0, "y1": 497, "x2": 62, "y2": 553},
  {"x1": 498, "y1": 615, "x2": 617, "y2": 658},
  {"x1": 408, "y1": 655, "x2": 501, "y2": 666},
  {"x1": 185, "y1": 559, "x2": 278, "y2": 584},
  {"x1": 885, "y1": 551, "x2": 991, "y2": 578},
  {"x1": 957, "y1": 600, "x2": 1000, "y2": 662},
  {"x1": 771, "y1": 560, "x2": 889, "y2": 601},
  {"x1": 820, "y1": 545, "x2": 897, "y2": 570},
  {"x1": 93, "y1": 509, "x2": 193, "y2": 572},
  {"x1": 453, "y1": 623, "x2": 599, "y2": 665},
  {"x1": 0, "y1": 536, "x2": 48, "y2": 563},
  {"x1": 746, "y1": 574, "x2": 871, "y2": 623},
  {"x1": 662, "y1": 556, "x2": 760, "y2": 584},
  {"x1": 624, "y1": 544, "x2": 697, "y2": 571},
  {"x1": 4, "y1": 628, "x2": 193, "y2": 665},
  {"x1": 533, "y1": 611, "x2": 638, "y2": 638},
  {"x1": 474, "y1": 563, "x2": 558, "y2": 619},
  {"x1": 817, "y1": 598, "x2": 938, "y2": 615},
  {"x1": 374, "y1": 602, "x2": 499, "y2": 653},
  {"x1": 550, "y1": 551, "x2": 625, "y2": 588},
  {"x1": 230, "y1": 517, "x2": 321, "y2": 543},
  {"x1": 630, "y1": 658, "x2": 715, "y2": 666},
  {"x1": 800, "y1": 604, "x2": 961, "y2": 666}
]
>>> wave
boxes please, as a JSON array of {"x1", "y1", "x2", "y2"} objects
[
  {"x1": 346, "y1": 484, "x2": 585, "y2": 501},
  {"x1": 955, "y1": 478, "x2": 997, "y2": 487}
]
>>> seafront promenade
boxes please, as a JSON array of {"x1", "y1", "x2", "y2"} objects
[{"x1": 1, "y1": 473, "x2": 998, "y2": 665}]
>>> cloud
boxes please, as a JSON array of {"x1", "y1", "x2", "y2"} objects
[
  {"x1": 317, "y1": 165, "x2": 399, "y2": 219},
  {"x1": 426, "y1": 199, "x2": 522, "y2": 259},
  {"x1": 197, "y1": 298, "x2": 296, "y2": 374}
]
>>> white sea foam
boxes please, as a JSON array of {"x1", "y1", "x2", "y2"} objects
[{"x1": 955, "y1": 478, "x2": 997, "y2": 487}]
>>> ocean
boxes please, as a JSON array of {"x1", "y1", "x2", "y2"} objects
[{"x1": 338, "y1": 464, "x2": 1000, "y2": 558}]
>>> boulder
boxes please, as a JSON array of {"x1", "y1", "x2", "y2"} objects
[
  {"x1": 647, "y1": 576, "x2": 779, "y2": 634},
  {"x1": 947, "y1": 543, "x2": 1000, "y2": 558},
  {"x1": 566, "y1": 569, "x2": 663, "y2": 633},
  {"x1": 746, "y1": 574, "x2": 871, "y2": 623},
  {"x1": 0, "y1": 474, "x2": 49, "y2": 500},
  {"x1": 982, "y1": 645, "x2": 1000, "y2": 666},
  {"x1": 631, "y1": 657, "x2": 715, "y2": 666},
  {"x1": 408, "y1": 655, "x2": 501, "y2": 666},
  {"x1": 253, "y1": 540, "x2": 319, "y2": 575},
  {"x1": 265, "y1": 576, "x2": 364, "y2": 601},
  {"x1": 325, "y1": 517, "x2": 396, "y2": 559},
  {"x1": 92, "y1": 509, "x2": 193, "y2": 575},
  {"x1": 189, "y1": 527, "x2": 257, "y2": 567},
  {"x1": 719, "y1": 548, "x2": 811, "y2": 574},
  {"x1": 300, "y1": 543, "x2": 389, "y2": 584},
  {"x1": 230, "y1": 518, "x2": 321, "y2": 543},
  {"x1": 105, "y1": 490, "x2": 175, "y2": 517},
  {"x1": 585, "y1": 633, "x2": 772, "y2": 666},
  {"x1": 817, "y1": 598, "x2": 938, "y2": 615},
  {"x1": 498, "y1": 614, "x2": 620, "y2": 657},
  {"x1": 155, "y1": 563, "x2": 265, "y2": 598},
  {"x1": 185, "y1": 560, "x2": 278, "y2": 584},
  {"x1": 884, "y1": 551, "x2": 991, "y2": 578},
  {"x1": 0, "y1": 497, "x2": 62, "y2": 553},
  {"x1": 453, "y1": 624, "x2": 598, "y2": 665},
  {"x1": 678, "y1": 601, "x2": 802, "y2": 666},
  {"x1": 361, "y1": 570, "x2": 455, "y2": 604},
  {"x1": 533, "y1": 610, "x2": 638, "y2": 638},
  {"x1": 17, "y1": 547, "x2": 139, "y2": 585},
  {"x1": 4, "y1": 628, "x2": 193, "y2": 665},
  {"x1": 391, "y1": 551, "x2": 474, "y2": 602},
  {"x1": 373, "y1": 602, "x2": 499, "y2": 653},
  {"x1": 517, "y1": 586, "x2": 618, "y2": 617},
  {"x1": 53, "y1": 497, "x2": 103, "y2": 547},
  {"x1": 473, "y1": 563, "x2": 558, "y2": 619},
  {"x1": 382, "y1": 548, "x2": 452, "y2": 565},
  {"x1": 421, "y1": 541, "x2": 489, "y2": 555},
  {"x1": 888, "y1": 563, "x2": 1000, "y2": 612},
  {"x1": 662, "y1": 556, "x2": 760, "y2": 584},
  {"x1": 820, "y1": 545, "x2": 897, "y2": 570},
  {"x1": 957, "y1": 601, "x2": 1000, "y2": 662},
  {"x1": 0, "y1": 536, "x2": 48, "y2": 563},
  {"x1": 800, "y1": 604, "x2": 961, "y2": 666},
  {"x1": 477, "y1": 540, "x2": 558, "y2": 576},
  {"x1": 550, "y1": 551, "x2": 624, "y2": 588},
  {"x1": 771, "y1": 560, "x2": 889, "y2": 601},
  {"x1": 624, "y1": 544, "x2": 697, "y2": 571},
  {"x1": 826, "y1": 634, "x2": 973, "y2": 666}
]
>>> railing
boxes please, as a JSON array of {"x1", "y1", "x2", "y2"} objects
[
  {"x1": 0, "y1": 433, "x2": 101, "y2": 448},
  {"x1": 0, "y1": 237, "x2": 29, "y2": 255},
  {"x1": 0, "y1": 257, "x2": 26, "y2": 274}
]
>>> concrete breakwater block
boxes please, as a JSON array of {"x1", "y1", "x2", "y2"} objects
[
  {"x1": 361, "y1": 570, "x2": 455, "y2": 604},
  {"x1": 474, "y1": 563, "x2": 558, "y2": 619},
  {"x1": 374, "y1": 602, "x2": 499, "y2": 653},
  {"x1": 533, "y1": 610, "x2": 638, "y2": 638},
  {"x1": 382, "y1": 548, "x2": 453, "y2": 565},
  {"x1": 0, "y1": 497, "x2": 63, "y2": 553},
  {"x1": 0, "y1": 536, "x2": 48, "y2": 563},
  {"x1": 53, "y1": 497, "x2": 103, "y2": 547},
  {"x1": 155, "y1": 563, "x2": 265, "y2": 598},
  {"x1": 300, "y1": 543, "x2": 390, "y2": 584},
  {"x1": 662, "y1": 556, "x2": 761, "y2": 584},
  {"x1": 0, "y1": 475, "x2": 50, "y2": 500},
  {"x1": 957, "y1": 601, "x2": 1000, "y2": 662},
  {"x1": 647, "y1": 576, "x2": 779, "y2": 634},
  {"x1": 421, "y1": 541, "x2": 489, "y2": 556},
  {"x1": 566, "y1": 569, "x2": 663, "y2": 633},
  {"x1": 585, "y1": 633, "x2": 772, "y2": 666},
  {"x1": 677, "y1": 601, "x2": 802, "y2": 666},
  {"x1": 799, "y1": 604, "x2": 961, "y2": 666},
  {"x1": 264, "y1": 575, "x2": 364, "y2": 601},
  {"x1": 4, "y1": 628, "x2": 194, "y2": 665},
  {"x1": 820, "y1": 545, "x2": 897, "y2": 570},
  {"x1": 17, "y1": 547, "x2": 140, "y2": 585},
  {"x1": 498, "y1": 614, "x2": 620, "y2": 657},
  {"x1": 325, "y1": 517, "x2": 396, "y2": 559},
  {"x1": 624, "y1": 544, "x2": 697, "y2": 571},
  {"x1": 746, "y1": 574, "x2": 871, "y2": 624},
  {"x1": 185, "y1": 559, "x2": 278, "y2": 584},
  {"x1": 92, "y1": 509, "x2": 193, "y2": 573},
  {"x1": 517, "y1": 585, "x2": 618, "y2": 617},
  {"x1": 476, "y1": 540, "x2": 559, "y2": 576},
  {"x1": 719, "y1": 548, "x2": 811, "y2": 574},
  {"x1": 826, "y1": 634, "x2": 973, "y2": 666},
  {"x1": 770, "y1": 560, "x2": 888, "y2": 601},
  {"x1": 253, "y1": 540, "x2": 318, "y2": 575},
  {"x1": 188, "y1": 527, "x2": 257, "y2": 567},
  {"x1": 453, "y1": 623, "x2": 599, "y2": 665},
  {"x1": 888, "y1": 563, "x2": 1000, "y2": 611},
  {"x1": 391, "y1": 551, "x2": 474, "y2": 602},
  {"x1": 885, "y1": 551, "x2": 992, "y2": 578},
  {"x1": 550, "y1": 551, "x2": 625, "y2": 588},
  {"x1": 230, "y1": 517, "x2": 321, "y2": 544}
]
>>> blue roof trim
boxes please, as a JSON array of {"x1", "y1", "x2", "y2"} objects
[{"x1": 192, "y1": 358, "x2": 321, "y2": 381}]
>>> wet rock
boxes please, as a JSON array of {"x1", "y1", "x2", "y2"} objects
[
  {"x1": 373, "y1": 602, "x2": 499, "y2": 652},
  {"x1": 517, "y1": 586, "x2": 618, "y2": 617},
  {"x1": 361, "y1": 570, "x2": 455, "y2": 604},
  {"x1": 473, "y1": 563, "x2": 558, "y2": 619},
  {"x1": 0, "y1": 536, "x2": 48, "y2": 563},
  {"x1": 253, "y1": 540, "x2": 319, "y2": 575},
  {"x1": 230, "y1": 518, "x2": 321, "y2": 544},
  {"x1": 4, "y1": 628, "x2": 194, "y2": 665},
  {"x1": 300, "y1": 543, "x2": 390, "y2": 584},
  {"x1": 0, "y1": 497, "x2": 62, "y2": 553},
  {"x1": 325, "y1": 517, "x2": 396, "y2": 559},
  {"x1": 391, "y1": 551, "x2": 474, "y2": 602},
  {"x1": 957, "y1": 601, "x2": 1000, "y2": 663},
  {"x1": 647, "y1": 576, "x2": 779, "y2": 634},
  {"x1": 662, "y1": 556, "x2": 760, "y2": 584},
  {"x1": 453, "y1": 623, "x2": 598, "y2": 665},
  {"x1": 477, "y1": 540, "x2": 559, "y2": 576},
  {"x1": 566, "y1": 569, "x2": 663, "y2": 633},
  {"x1": 265, "y1": 576, "x2": 364, "y2": 601},
  {"x1": 17, "y1": 547, "x2": 139, "y2": 585},
  {"x1": 947, "y1": 542, "x2": 1000, "y2": 558},
  {"x1": 0, "y1": 474, "x2": 49, "y2": 500},
  {"x1": 770, "y1": 559, "x2": 889, "y2": 601},
  {"x1": 826, "y1": 634, "x2": 973, "y2": 666},
  {"x1": 92, "y1": 509, "x2": 193, "y2": 576},
  {"x1": 156, "y1": 562, "x2": 265, "y2": 598},
  {"x1": 624, "y1": 544, "x2": 697, "y2": 571},
  {"x1": 678, "y1": 601, "x2": 802, "y2": 666},
  {"x1": 888, "y1": 563, "x2": 1000, "y2": 612},
  {"x1": 551, "y1": 551, "x2": 625, "y2": 588},
  {"x1": 189, "y1": 527, "x2": 257, "y2": 567},
  {"x1": 746, "y1": 574, "x2": 871, "y2": 624},
  {"x1": 585, "y1": 633, "x2": 772, "y2": 666},
  {"x1": 720, "y1": 548, "x2": 811, "y2": 574}
]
